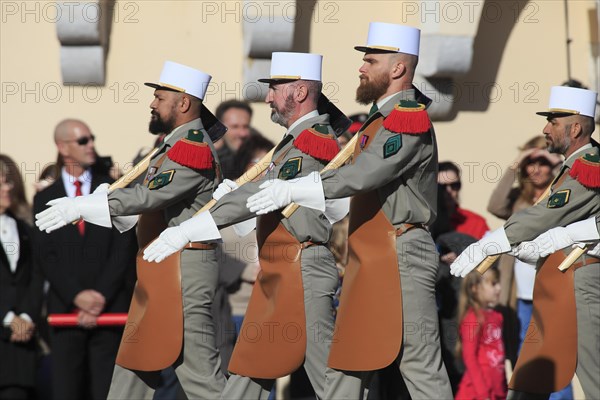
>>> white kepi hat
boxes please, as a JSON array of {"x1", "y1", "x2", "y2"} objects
[
  {"x1": 145, "y1": 61, "x2": 212, "y2": 100},
  {"x1": 355, "y1": 22, "x2": 420, "y2": 56},
  {"x1": 258, "y1": 52, "x2": 322, "y2": 83},
  {"x1": 537, "y1": 86, "x2": 597, "y2": 118}
]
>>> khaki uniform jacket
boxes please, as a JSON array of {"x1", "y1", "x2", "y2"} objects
[
  {"x1": 107, "y1": 118, "x2": 219, "y2": 225},
  {"x1": 320, "y1": 89, "x2": 438, "y2": 227},
  {"x1": 210, "y1": 113, "x2": 336, "y2": 243},
  {"x1": 504, "y1": 144, "x2": 600, "y2": 244}
]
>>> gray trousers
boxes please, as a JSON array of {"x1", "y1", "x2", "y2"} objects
[
  {"x1": 107, "y1": 249, "x2": 227, "y2": 400},
  {"x1": 508, "y1": 260, "x2": 599, "y2": 400},
  {"x1": 220, "y1": 245, "x2": 339, "y2": 400},
  {"x1": 574, "y1": 261, "x2": 600, "y2": 399},
  {"x1": 324, "y1": 229, "x2": 453, "y2": 400}
]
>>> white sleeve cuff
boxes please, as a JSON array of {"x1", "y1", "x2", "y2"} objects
[
  {"x1": 112, "y1": 215, "x2": 139, "y2": 233},
  {"x1": 233, "y1": 218, "x2": 256, "y2": 238},
  {"x1": 482, "y1": 227, "x2": 512, "y2": 254},
  {"x1": 77, "y1": 191, "x2": 112, "y2": 228},
  {"x1": 324, "y1": 198, "x2": 350, "y2": 225},
  {"x1": 292, "y1": 171, "x2": 326, "y2": 212},
  {"x1": 566, "y1": 217, "x2": 600, "y2": 242},
  {"x1": 180, "y1": 210, "x2": 222, "y2": 242}
]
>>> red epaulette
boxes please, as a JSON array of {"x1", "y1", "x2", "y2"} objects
[
  {"x1": 167, "y1": 129, "x2": 214, "y2": 170},
  {"x1": 293, "y1": 124, "x2": 339, "y2": 162},
  {"x1": 569, "y1": 153, "x2": 600, "y2": 189},
  {"x1": 383, "y1": 100, "x2": 431, "y2": 135}
]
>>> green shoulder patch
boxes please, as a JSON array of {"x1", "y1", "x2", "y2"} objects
[
  {"x1": 383, "y1": 135, "x2": 402, "y2": 159},
  {"x1": 278, "y1": 157, "x2": 302, "y2": 180},
  {"x1": 148, "y1": 169, "x2": 175, "y2": 190},
  {"x1": 312, "y1": 124, "x2": 330, "y2": 134},
  {"x1": 547, "y1": 189, "x2": 570, "y2": 208},
  {"x1": 186, "y1": 129, "x2": 205, "y2": 143}
]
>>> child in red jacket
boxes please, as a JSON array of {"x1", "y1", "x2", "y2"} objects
[{"x1": 455, "y1": 267, "x2": 507, "y2": 400}]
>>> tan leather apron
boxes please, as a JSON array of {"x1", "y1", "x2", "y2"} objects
[
  {"x1": 228, "y1": 212, "x2": 306, "y2": 378},
  {"x1": 328, "y1": 117, "x2": 403, "y2": 371},
  {"x1": 509, "y1": 249, "x2": 577, "y2": 393},
  {"x1": 116, "y1": 153, "x2": 184, "y2": 371}
]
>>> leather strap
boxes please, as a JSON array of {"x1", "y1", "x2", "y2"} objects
[
  {"x1": 272, "y1": 145, "x2": 294, "y2": 167},
  {"x1": 573, "y1": 253, "x2": 600, "y2": 270},
  {"x1": 185, "y1": 242, "x2": 217, "y2": 250},
  {"x1": 143, "y1": 152, "x2": 170, "y2": 185},
  {"x1": 301, "y1": 241, "x2": 317, "y2": 249},
  {"x1": 395, "y1": 223, "x2": 427, "y2": 237}
]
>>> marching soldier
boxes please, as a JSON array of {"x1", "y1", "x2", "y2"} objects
[
  {"x1": 36, "y1": 61, "x2": 227, "y2": 399},
  {"x1": 450, "y1": 86, "x2": 600, "y2": 400},
  {"x1": 143, "y1": 52, "x2": 349, "y2": 399},
  {"x1": 246, "y1": 23, "x2": 453, "y2": 399}
]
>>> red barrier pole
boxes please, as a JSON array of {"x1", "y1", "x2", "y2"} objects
[{"x1": 48, "y1": 313, "x2": 128, "y2": 326}]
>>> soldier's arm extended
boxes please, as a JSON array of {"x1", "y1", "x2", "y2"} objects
[
  {"x1": 504, "y1": 176, "x2": 600, "y2": 245},
  {"x1": 108, "y1": 155, "x2": 215, "y2": 216},
  {"x1": 320, "y1": 130, "x2": 431, "y2": 199},
  {"x1": 451, "y1": 172, "x2": 599, "y2": 278}
]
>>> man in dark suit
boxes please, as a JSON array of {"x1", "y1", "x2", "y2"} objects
[
  {"x1": 1, "y1": 157, "x2": 44, "y2": 400},
  {"x1": 32, "y1": 119, "x2": 136, "y2": 400}
]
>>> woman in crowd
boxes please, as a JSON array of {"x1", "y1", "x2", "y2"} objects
[{"x1": 0, "y1": 154, "x2": 43, "y2": 400}]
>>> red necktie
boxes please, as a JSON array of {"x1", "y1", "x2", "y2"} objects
[{"x1": 74, "y1": 180, "x2": 85, "y2": 236}]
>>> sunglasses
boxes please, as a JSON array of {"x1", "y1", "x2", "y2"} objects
[
  {"x1": 439, "y1": 182, "x2": 462, "y2": 191},
  {"x1": 65, "y1": 134, "x2": 95, "y2": 146}
]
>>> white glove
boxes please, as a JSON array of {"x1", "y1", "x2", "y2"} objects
[
  {"x1": 450, "y1": 227, "x2": 511, "y2": 277},
  {"x1": 246, "y1": 171, "x2": 325, "y2": 215},
  {"x1": 143, "y1": 211, "x2": 221, "y2": 263},
  {"x1": 587, "y1": 242, "x2": 600, "y2": 257},
  {"x1": 533, "y1": 217, "x2": 600, "y2": 258},
  {"x1": 35, "y1": 192, "x2": 111, "y2": 233},
  {"x1": 213, "y1": 179, "x2": 239, "y2": 201},
  {"x1": 142, "y1": 225, "x2": 189, "y2": 263},
  {"x1": 511, "y1": 241, "x2": 542, "y2": 265}
]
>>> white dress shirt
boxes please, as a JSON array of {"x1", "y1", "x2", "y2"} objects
[{"x1": 62, "y1": 168, "x2": 92, "y2": 197}]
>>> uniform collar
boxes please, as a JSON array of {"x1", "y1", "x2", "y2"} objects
[
  {"x1": 564, "y1": 143, "x2": 594, "y2": 168},
  {"x1": 163, "y1": 118, "x2": 204, "y2": 147},
  {"x1": 285, "y1": 110, "x2": 320, "y2": 137},
  {"x1": 376, "y1": 88, "x2": 417, "y2": 118}
]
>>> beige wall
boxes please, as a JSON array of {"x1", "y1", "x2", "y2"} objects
[{"x1": 1, "y1": 1, "x2": 598, "y2": 228}]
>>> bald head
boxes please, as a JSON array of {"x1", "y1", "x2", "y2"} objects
[
  {"x1": 54, "y1": 119, "x2": 90, "y2": 143},
  {"x1": 54, "y1": 119, "x2": 96, "y2": 171}
]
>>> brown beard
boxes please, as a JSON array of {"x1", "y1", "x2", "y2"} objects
[{"x1": 356, "y1": 73, "x2": 390, "y2": 105}]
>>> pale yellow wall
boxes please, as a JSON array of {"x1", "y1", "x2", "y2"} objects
[{"x1": 1, "y1": 1, "x2": 598, "y2": 229}]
